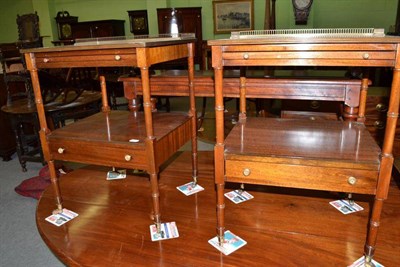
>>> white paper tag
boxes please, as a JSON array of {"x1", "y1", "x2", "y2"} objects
[
  {"x1": 45, "y1": 208, "x2": 78, "y2": 226},
  {"x1": 208, "y1": 230, "x2": 247, "y2": 255},
  {"x1": 329, "y1": 199, "x2": 364, "y2": 214},
  {"x1": 106, "y1": 169, "x2": 127, "y2": 180},
  {"x1": 348, "y1": 256, "x2": 384, "y2": 267},
  {"x1": 225, "y1": 190, "x2": 254, "y2": 204},
  {"x1": 150, "y1": 222, "x2": 179, "y2": 241},
  {"x1": 176, "y1": 182, "x2": 204, "y2": 196}
]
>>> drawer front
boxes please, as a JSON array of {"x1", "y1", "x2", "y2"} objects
[
  {"x1": 49, "y1": 139, "x2": 147, "y2": 170},
  {"x1": 365, "y1": 95, "x2": 400, "y2": 148},
  {"x1": 221, "y1": 51, "x2": 395, "y2": 67},
  {"x1": 225, "y1": 160, "x2": 378, "y2": 194},
  {"x1": 34, "y1": 50, "x2": 137, "y2": 68}
]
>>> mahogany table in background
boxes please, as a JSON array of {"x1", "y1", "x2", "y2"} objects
[{"x1": 119, "y1": 69, "x2": 363, "y2": 121}]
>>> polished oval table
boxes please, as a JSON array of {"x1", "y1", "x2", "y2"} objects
[{"x1": 36, "y1": 151, "x2": 400, "y2": 266}]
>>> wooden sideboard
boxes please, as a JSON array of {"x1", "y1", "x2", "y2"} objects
[
  {"x1": 71, "y1": 19, "x2": 125, "y2": 39},
  {"x1": 208, "y1": 35, "x2": 400, "y2": 266},
  {"x1": 53, "y1": 20, "x2": 125, "y2": 45}
]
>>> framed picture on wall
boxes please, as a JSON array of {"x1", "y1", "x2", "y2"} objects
[
  {"x1": 213, "y1": 0, "x2": 254, "y2": 34},
  {"x1": 127, "y1": 10, "x2": 149, "y2": 35}
]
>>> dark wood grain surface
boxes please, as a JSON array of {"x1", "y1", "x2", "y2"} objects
[
  {"x1": 37, "y1": 151, "x2": 400, "y2": 266},
  {"x1": 1, "y1": 91, "x2": 101, "y2": 115},
  {"x1": 225, "y1": 118, "x2": 381, "y2": 163},
  {"x1": 48, "y1": 111, "x2": 191, "y2": 143}
]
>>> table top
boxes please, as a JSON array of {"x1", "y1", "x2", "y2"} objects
[
  {"x1": 208, "y1": 35, "x2": 400, "y2": 46},
  {"x1": 22, "y1": 34, "x2": 196, "y2": 53}
]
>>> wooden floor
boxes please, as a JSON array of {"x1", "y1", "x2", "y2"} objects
[{"x1": 37, "y1": 151, "x2": 400, "y2": 266}]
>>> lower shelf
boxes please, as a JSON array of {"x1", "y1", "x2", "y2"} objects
[
  {"x1": 224, "y1": 118, "x2": 381, "y2": 194},
  {"x1": 48, "y1": 110, "x2": 193, "y2": 169}
]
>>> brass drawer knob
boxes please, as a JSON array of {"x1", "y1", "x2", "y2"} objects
[
  {"x1": 347, "y1": 176, "x2": 357, "y2": 185},
  {"x1": 57, "y1": 148, "x2": 65, "y2": 154},
  {"x1": 114, "y1": 55, "x2": 121, "y2": 61},
  {"x1": 310, "y1": 100, "x2": 320, "y2": 109},
  {"x1": 374, "y1": 120, "x2": 385, "y2": 129},
  {"x1": 243, "y1": 53, "x2": 249, "y2": 59},
  {"x1": 375, "y1": 103, "x2": 387, "y2": 112},
  {"x1": 362, "y1": 53, "x2": 370, "y2": 59},
  {"x1": 124, "y1": 154, "x2": 132, "y2": 161},
  {"x1": 243, "y1": 168, "x2": 251, "y2": 176},
  {"x1": 43, "y1": 58, "x2": 49, "y2": 63}
]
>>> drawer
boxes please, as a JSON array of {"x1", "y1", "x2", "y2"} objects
[
  {"x1": 364, "y1": 95, "x2": 400, "y2": 147},
  {"x1": 364, "y1": 115, "x2": 386, "y2": 142},
  {"x1": 365, "y1": 96, "x2": 388, "y2": 117},
  {"x1": 34, "y1": 50, "x2": 137, "y2": 68},
  {"x1": 49, "y1": 138, "x2": 148, "y2": 170},
  {"x1": 225, "y1": 159, "x2": 378, "y2": 195},
  {"x1": 221, "y1": 51, "x2": 395, "y2": 67}
]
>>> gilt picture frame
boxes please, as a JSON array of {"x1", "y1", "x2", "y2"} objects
[{"x1": 213, "y1": 0, "x2": 254, "y2": 34}]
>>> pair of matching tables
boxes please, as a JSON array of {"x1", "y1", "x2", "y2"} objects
[{"x1": 23, "y1": 30, "x2": 399, "y2": 266}]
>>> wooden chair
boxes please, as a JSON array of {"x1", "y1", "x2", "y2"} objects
[
  {"x1": 16, "y1": 12, "x2": 43, "y2": 49},
  {"x1": 0, "y1": 43, "x2": 33, "y2": 107},
  {"x1": 1, "y1": 42, "x2": 101, "y2": 171}
]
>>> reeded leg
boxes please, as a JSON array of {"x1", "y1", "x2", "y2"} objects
[
  {"x1": 48, "y1": 160, "x2": 63, "y2": 214},
  {"x1": 190, "y1": 114, "x2": 198, "y2": 187},
  {"x1": 145, "y1": 138, "x2": 162, "y2": 233},
  {"x1": 216, "y1": 182, "x2": 225, "y2": 245},
  {"x1": 187, "y1": 43, "x2": 198, "y2": 187},
  {"x1": 363, "y1": 156, "x2": 394, "y2": 264},
  {"x1": 363, "y1": 68, "x2": 399, "y2": 264},
  {"x1": 190, "y1": 118, "x2": 198, "y2": 187},
  {"x1": 140, "y1": 65, "x2": 161, "y2": 231},
  {"x1": 215, "y1": 143, "x2": 226, "y2": 246},
  {"x1": 213, "y1": 59, "x2": 225, "y2": 246},
  {"x1": 149, "y1": 172, "x2": 161, "y2": 233}
]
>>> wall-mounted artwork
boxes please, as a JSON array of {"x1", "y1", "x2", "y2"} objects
[{"x1": 213, "y1": 0, "x2": 254, "y2": 34}]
